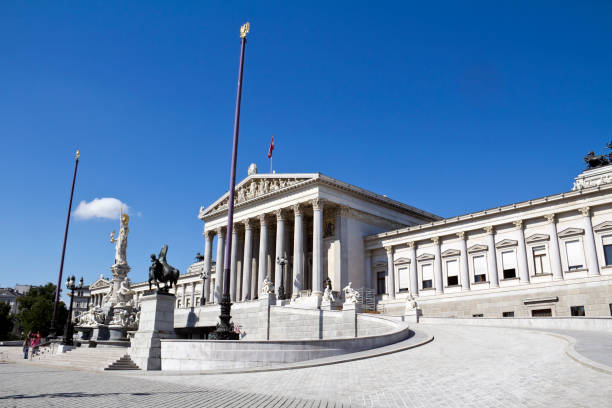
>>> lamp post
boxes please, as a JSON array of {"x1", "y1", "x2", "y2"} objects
[
  {"x1": 211, "y1": 22, "x2": 250, "y2": 340},
  {"x1": 62, "y1": 276, "x2": 83, "y2": 346},
  {"x1": 276, "y1": 257, "x2": 287, "y2": 300},
  {"x1": 50, "y1": 150, "x2": 80, "y2": 339}
]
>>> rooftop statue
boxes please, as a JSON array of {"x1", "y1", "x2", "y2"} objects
[
  {"x1": 584, "y1": 142, "x2": 612, "y2": 169},
  {"x1": 148, "y1": 244, "x2": 180, "y2": 292}
]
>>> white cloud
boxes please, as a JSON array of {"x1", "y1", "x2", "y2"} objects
[{"x1": 73, "y1": 198, "x2": 130, "y2": 220}]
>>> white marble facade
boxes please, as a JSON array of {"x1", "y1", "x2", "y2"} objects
[
  {"x1": 366, "y1": 166, "x2": 612, "y2": 317},
  {"x1": 89, "y1": 165, "x2": 612, "y2": 320}
]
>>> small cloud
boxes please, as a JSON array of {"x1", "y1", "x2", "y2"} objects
[{"x1": 73, "y1": 198, "x2": 130, "y2": 220}]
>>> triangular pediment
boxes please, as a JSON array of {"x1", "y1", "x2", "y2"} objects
[
  {"x1": 394, "y1": 257, "x2": 411, "y2": 265},
  {"x1": 468, "y1": 244, "x2": 488, "y2": 253},
  {"x1": 441, "y1": 249, "x2": 461, "y2": 257},
  {"x1": 199, "y1": 174, "x2": 318, "y2": 218},
  {"x1": 593, "y1": 221, "x2": 612, "y2": 232},
  {"x1": 417, "y1": 253, "x2": 435, "y2": 261},
  {"x1": 495, "y1": 239, "x2": 518, "y2": 248},
  {"x1": 558, "y1": 227, "x2": 584, "y2": 238},
  {"x1": 90, "y1": 277, "x2": 110, "y2": 290},
  {"x1": 526, "y1": 233, "x2": 550, "y2": 243},
  {"x1": 187, "y1": 261, "x2": 205, "y2": 275}
]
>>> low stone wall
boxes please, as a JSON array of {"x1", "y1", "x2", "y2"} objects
[
  {"x1": 160, "y1": 315, "x2": 410, "y2": 371},
  {"x1": 174, "y1": 298, "x2": 399, "y2": 341},
  {"x1": 420, "y1": 316, "x2": 612, "y2": 332}
]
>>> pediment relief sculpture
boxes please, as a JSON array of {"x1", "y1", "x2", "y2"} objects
[
  {"x1": 557, "y1": 227, "x2": 585, "y2": 238},
  {"x1": 467, "y1": 244, "x2": 488, "y2": 253},
  {"x1": 417, "y1": 253, "x2": 435, "y2": 261},
  {"x1": 525, "y1": 233, "x2": 550, "y2": 243},
  {"x1": 441, "y1": 249, "x2": 461, "y2": 257},
  {"x1": 202, "y1": 177, "x2": 311, "y2": 216},
  {"x1": 394, "y1": 257, "x2": 411, "y2": 265},
  {"x1": 90, "y1": 278, "x2": 110, "y2": 290},
  {"x1": 495, "y1": 239, "x2": 518, "y2": 248},
  {"x1": 593, "y1": 221, "x2": 612, "y2": 232}
]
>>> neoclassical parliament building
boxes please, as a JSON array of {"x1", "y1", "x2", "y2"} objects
[{"x1": 89, "y1": 159, "x2": 612, "y2": 325}]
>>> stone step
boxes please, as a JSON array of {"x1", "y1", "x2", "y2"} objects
[{"x1": 105, "y1": 354, "x2": 140, "y2": 371}]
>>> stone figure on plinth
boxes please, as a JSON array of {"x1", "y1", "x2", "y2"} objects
[
  {"x1": 322, "y1": 277, "x2": 335, "y2": 302},
  {"x1": 405, "y1": 290, "x2": 418, "y2": 312},
  {"x1": 343, "y1": 282, "x2": 361, "y2": 304},
  {"x1": 148, "y1": 245, "x2": 180, "y2": 292}
]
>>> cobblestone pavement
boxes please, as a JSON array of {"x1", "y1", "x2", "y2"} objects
[{"x1": 1, "y1": 324, "x2": 610, "y2": 407}]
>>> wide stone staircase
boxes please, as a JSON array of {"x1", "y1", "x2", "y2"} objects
[{"x1": 31, "y1": 345, "x2": 137, "y2": 371}]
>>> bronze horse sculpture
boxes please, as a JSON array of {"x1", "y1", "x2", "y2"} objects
[
  {"x1": 584, "y1": 142, "x2": 612, "y2": 169},
  {"x1": 148, "y1": 244, "x2": 179, "y2": 292}
]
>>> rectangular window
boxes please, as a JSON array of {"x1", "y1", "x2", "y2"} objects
[
  {"x1": 422, "y1": 264, "x2": 433, "y2": 289},
  {"x1": 473, "y1": 255, "x2": 487, "y2": 282},
  {"x1": 570, "y1": 306, "x2": 585, "y2": 316},
  {"x1": 603, "y1": 236, "x2": 612, "y2": 266},
  {"x1": 565, "y1": 240, "x2": 584, "y2": 270},
  {"x1": 532, "y1": 245, "x2": 550, "y2": 275},
  {"x1": 472, "y1": 314, "x2": 483, "y2": 317},
  {"x1": 502, "y1": 311, "x2": 515, "y2": 317},
  {"x1": 502, "y1": 251, "x2": 517, "y2": 279},
  {"x1": 446, "y1": 259, "x2": 459, "y2": 286},
  {"x1": 531, "y1": 308, "x2": 552, "y2": 317},
  {"x1": 377, "y1": 271, "x2": 386, "y2": 295},
  {"x1": 398, "y1": 267, "x2": 409, "y2": 292}
]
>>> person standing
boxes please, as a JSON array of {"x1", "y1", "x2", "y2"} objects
[{"x1": 22, "y1": 332, "x2": 31, "y2": 359}]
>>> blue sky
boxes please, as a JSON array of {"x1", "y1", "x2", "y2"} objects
[{"x1": 1, "y1": 1, "x2": 611, "y2": 293}]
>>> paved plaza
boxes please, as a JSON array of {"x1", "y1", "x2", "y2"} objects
[{"x1": 1, "y1": 324, "x2": 611, "y2": 407}]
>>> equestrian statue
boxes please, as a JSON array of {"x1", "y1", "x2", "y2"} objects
[
  {"x1": 584, "y1": 141, "x2": 612, "y2": 169},
  {"x1": 148, "y1": 244, "x2": 179, "y2": 292}
]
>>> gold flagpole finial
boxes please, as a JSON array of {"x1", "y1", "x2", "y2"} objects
[
  {"x1": 75, "y1": 149, "x2": 80, "y2": 160},
  {"x1": 240, "y1": 22, "x2": 250, "y2": 39}
]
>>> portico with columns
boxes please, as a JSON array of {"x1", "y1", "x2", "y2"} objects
[{"x1": 198, "y1": 172, "x2": 439, "y2": 309}]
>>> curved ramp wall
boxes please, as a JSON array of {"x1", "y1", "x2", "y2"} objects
[{"x1": 161, "y1": 313, "x2": 409, "y2": 371}]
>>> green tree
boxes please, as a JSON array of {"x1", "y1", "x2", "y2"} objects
[
  {"x1": 16, "y1": 283, "x2": 67, "y2": 338},
  {"x1": 0, "y1": 302, "x2": 14, "y2": 340}
]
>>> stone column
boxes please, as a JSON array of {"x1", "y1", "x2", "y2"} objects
[
  {"x1": 230, "y1": 226, "x2": 239, "y2": 301},
  {"x1": 457, "y1": 232, "x2": 470, "y2": 290},
  {"x1": 292, "y1": 203, "x2": 304, "y2": 298},
  {"x1": 408, "y1": 242, "x2": 418, "y2": 295},
  {"x1": 203, "y1": 230, "x2": 213, "y2": 303},
  {"x1": 580, "y1": 207, "x2": 600, "y2": 276},
  {"x1": 181, "y1": 284, "x2": 186, "y2": 308},
  {"x1": 433, "y1": 237, "x2": 443, "y2": 294},
  {"x1": 513, "y1": 220, "x2": 530, "y2": 284},
  {"x1": 385, "y1": 246, "x2": 395, "y2": 299},
  {"x1": 258, "y1": 215, "x2": 269, "y2": 291},
  {"x1": 545, "y1": 214, "x2": 563, "y2": 280},
  {"x1": 364, "y1": 250, "x2": 372, "y2": 290},
  {"x1": 242, "y1": 219, "x2": 253, "y2": 301},
  {"x1": 312, "y1": 199, "x2": 324, "y2": 296},
  {"x1": 214, "y1": 227, "x2": 225, "y2": 304},
  {"x1": 190, "y1": 282, "x2": 195, "y2": 308},
  {"x1": 485, "y1": 226, "x2": 499, "y2": 288},
  {"x1": 274, "y1": 209, "x2": 286, "y2": 296}
]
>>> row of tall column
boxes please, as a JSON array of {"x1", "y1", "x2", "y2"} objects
[
  {"x1": 202, "y1": 198, "x2": 326, "y2": 304},
  {"x1": 380, "y1": 207, "x2": 601, "y2": 298}
]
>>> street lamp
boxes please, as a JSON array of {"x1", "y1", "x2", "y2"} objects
[
  {"x1": 63, "y1": 276, "x2": 83, "y2": 346},
  {"x1": 276, "y1": 257, "x2": 287, "y2": 300}
]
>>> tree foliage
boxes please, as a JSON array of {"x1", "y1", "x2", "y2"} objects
[
  {"x1": 16, "y1": 283, "x2": 67, "y2": 338},
  {"x1": 0, "y1": 302, "x2": 14, "y2": 340}
]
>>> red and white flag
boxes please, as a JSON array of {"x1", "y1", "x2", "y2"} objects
[{"x1": 267, "y1": 136, "x2": 275, "y2": 158}]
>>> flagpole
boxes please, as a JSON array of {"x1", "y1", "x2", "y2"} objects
[
  {"x1": 211, "y1": 22, "x2": 250, "y2": 340},
  {"x1": 49, "y1": 149, "x2": 80, "y2": 339}
]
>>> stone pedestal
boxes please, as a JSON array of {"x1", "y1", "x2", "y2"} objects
[
  {"x1": 92, "y1": 325, "x2": 109, "y2": 341},
  {"x1": 320, "y1": 300, "x2": 333, "y2": 311},
  {"x1": 259, "y1": 293, "x2": 276, "y2": 340},
  {"x1": 405, "y1": 308, "x2": 422, "y2": 323},
  {"x1": 129, "y1": 292, "x2": 176, "y2": 370},
  {"x1": 342, "y1": 302, "x2": 358, "y2": 337}
]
